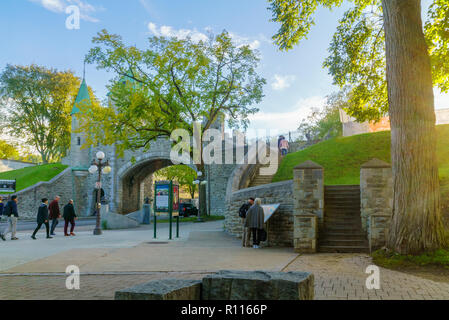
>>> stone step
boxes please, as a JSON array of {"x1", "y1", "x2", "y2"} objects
[
  {"x1": 324, "y1": 198, "x2": 361, "y2": 202},
  {"x1": 325, "y1": 185, "x2": 360, "y2": 190},
  {"x1": 320, "y1": 232, "x2": 367, "y2": 240},
  {"x1": 319, "y1": 239, "x2": 368, "y2": 247},
  {"x1": 323, "y1": 226, "x2": 364, "y2": 233},
  {"x1": 324, "y1": 217, "x2": 362, "y2": 224},
  {"x1": 318, "y1": 245, "x2": 369, "y2": 253}
]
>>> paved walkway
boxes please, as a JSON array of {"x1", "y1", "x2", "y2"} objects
[
  {"x1": 284, "y1": 254, "x2": 449, "y2": 300},
  {"x1": 1, "y1": 220, "x2": 448, "y2": 300}
]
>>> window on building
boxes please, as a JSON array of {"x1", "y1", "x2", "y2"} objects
[{"x1": 77, "y1": 137, "x2": 81, "y2": 146}]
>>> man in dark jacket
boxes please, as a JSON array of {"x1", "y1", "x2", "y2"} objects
[
  {"x1": 32, "y1": 198, "x2": 53, "y2": 240},
  {"x1": 0, "y1": 195, "x2": 19, "y2": 241},
  {"x1": 49, "y1": 196, "x2": 61, "y2": 236},
  {"x1": 0, "y1": 197, "x2": 4, "y2": 222},
  {"x1": 239, "y1": 198, "x2": 254, "y2": 247},
  {"x1": 63, "y1": 200, "x2": 77, "y2": 236}
]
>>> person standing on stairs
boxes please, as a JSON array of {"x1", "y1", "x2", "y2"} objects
[{"x1": 279, "y1": 137, "x2": 289, "y2": 157}]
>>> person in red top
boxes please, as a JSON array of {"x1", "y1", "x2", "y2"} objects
[{"x1": 49, "y1": 196, "x2": 61, "y2": 236}]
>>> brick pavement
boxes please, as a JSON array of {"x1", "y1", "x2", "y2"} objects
[
  {"x1": 284, "y1": 253, "x2": 449, "y2": 300},
  {"x1": 0, "y1": 273, "x2": 210, "y2": 300}
]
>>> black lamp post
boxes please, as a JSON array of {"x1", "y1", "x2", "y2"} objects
[
  {"x1": 89, "y1": 151, "x2": 112, "y2": 235},
  {"x1": 194, "y1": 171, "x2": 207, "y2": 223}
]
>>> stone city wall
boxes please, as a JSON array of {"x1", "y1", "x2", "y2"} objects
[
  {"x1": 360, "y1": 159, "x2": 393, "y2": 251},
  {"x1": 0, "y1": 168, "x2": 73, "y2": 220},
  {"x1": 225, "y1": 180, "x2": 294, "y2": 247}
]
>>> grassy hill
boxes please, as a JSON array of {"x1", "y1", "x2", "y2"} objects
[
  {"x1": 273, "y1": 124, "x2": 449, "y2": 223},
  {"x1": 273, "y1": 124, "x2": 449, "y2": 185},
  {"x1": 0, "y1": 163, "x2": 68, "y2": 193}
]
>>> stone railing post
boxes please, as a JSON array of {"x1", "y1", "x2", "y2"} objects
[
  {"x1": 292, "y1": 161, "x2": 324, "y2": 253},
  {"x1": 360, "y1": 158, "x2": 393, "y2": 251}
]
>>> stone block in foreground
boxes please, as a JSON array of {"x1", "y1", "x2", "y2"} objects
[
  {"x1": 115, "y1": 279, "x2": 202, "y2": 300},
  {"x1": 202, "y1": 270, "x2": 314, "y2": 300}
]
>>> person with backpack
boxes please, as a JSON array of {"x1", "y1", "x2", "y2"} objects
[
  {"x1": 0, "y1": 195, "x2": 19, "y2": 241},
  {"x1": 31, "y1": 198, "x2": 52, "y2": 240},
  {"x1": 63, "y1": 199, "x2": 77, "y2": 237},
  {"x1": 239, "y1": 197, "x2": 254, "y2": 247}
]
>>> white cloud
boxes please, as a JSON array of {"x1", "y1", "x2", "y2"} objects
[
  {"x1": 29, "y1": 0, "x2": 100, "y2": 22},
  {"x1": 247, "y1": 96, "x2": 327, "y2": 133},
  {"x1": 147, "y1": 22, "x2": 209, "y2": 42},
  {"x1": 271, "y1": 74, "x2": 296, "y2": 91},
  {"x1": 147, "y1": 23, "x2": 264, "y2": 50}
]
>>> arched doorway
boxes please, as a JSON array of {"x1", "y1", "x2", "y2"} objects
[{"x1": 116, "y1": 155, "x2": 197, "y2": 215}]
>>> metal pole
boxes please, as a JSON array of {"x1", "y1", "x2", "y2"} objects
[
  {"x1": 153, "y1": 183, "x2": 157, "y2": 239},
  {"x1": 176, "y1": 215, "x2": 179, "y2": 238},
  {"x1": 153, "y1": 213, "x2": 157, "y2": 239},
  {"x1": 169, "y1": 181, "x2": 173, "y2": 240},
  {"x1": 93, "y1": 159, "x2": 102, "y2": 235}
]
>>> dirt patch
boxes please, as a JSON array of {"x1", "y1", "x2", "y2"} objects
[{"x1": 383, "y1": 265, "x2": 449, "y2": 283}]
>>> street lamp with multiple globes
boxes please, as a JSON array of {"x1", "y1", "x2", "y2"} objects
[
  {"x1": 193, "y1": 171, "x2": 207, "y2": 222},
  {"x1": 88, "y1": 151, "x2": 112, "y2": 235}
]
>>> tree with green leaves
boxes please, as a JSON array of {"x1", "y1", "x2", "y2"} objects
[
  {"x1": 298, "y1": 90, "x2": 345, "y2": 142},
  {"x1": 79, "y1": 29, "x2": 265, "y2": 218},
  {"x1": 0, "y1": 140, "x2": 19, "y2": 160},
  {"x1": 0, "y1": 65, "x2": 81, "y2": 163},
  {"x1": 81, "y1": 29, "x2": 265, "y2": 160},
  {"x1": 154, "y1": 165, "x2": 198, "y2": 199},
  {"x1": 269, "y1": 0, "x2": 448, "y2": 254}
]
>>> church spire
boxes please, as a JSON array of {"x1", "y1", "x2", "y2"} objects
[{"x1": 71, "y1": 65, "x2": 91, "y2": 116}]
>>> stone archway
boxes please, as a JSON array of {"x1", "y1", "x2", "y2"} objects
[{"x1": 115, "y1": 153, "x2": 197, "y2": 214}]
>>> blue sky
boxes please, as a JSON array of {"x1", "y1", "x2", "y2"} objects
[{"x1": 1, "y1": 0, "x2": 448, "y2": 133}]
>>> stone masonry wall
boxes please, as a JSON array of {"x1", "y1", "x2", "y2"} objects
[
  {"x1": 0, "y1": 168, "x2": 73, "y2": 220},
  {"x1": 292, "y1": 161, "x2": 323, "y2": 253},
  {"x1": 225, "y1": 180, "x2": 294, "y2": 247},
  {"x1": 360, "y1": 159, "x2": 393, "y2": 251}
]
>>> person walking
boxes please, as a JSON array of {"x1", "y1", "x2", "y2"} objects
[
  {"x1": 49, "y1": 196, "x2": 61, "y2": 236},
  {"x1": 239, "y1": 198, "x2": 254, "y2": 247},
  {"x1": 280, "y1": 137, "x2": 289, "y2": 157},
  {"x1": 0, "y1": 195, "x2": 19, "y2": 241},
  {"x1": 244, "y1": 198, "x2": 265, "y2": 249},
  {"x1": 63, "y1": 200, "x2": 77, "y2": 237},
  {"x1": 0, "y1": 197, "x2": 4, "y2": 222},
  {"x1": 31, "y1": 198, "x2": 52, "y2": 240}
]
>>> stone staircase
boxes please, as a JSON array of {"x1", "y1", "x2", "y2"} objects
[
  {"x1": 248, "y1": 158, "x2": 281, "y2": 188},
  {"x1": 318, "y1": 185, "x2": 369, "y2": 253}
]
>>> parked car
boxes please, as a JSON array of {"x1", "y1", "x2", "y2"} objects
[{"x1": 179, "y1": 203, "x2": 198, "y2": 217}]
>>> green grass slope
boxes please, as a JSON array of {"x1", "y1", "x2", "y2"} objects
[
  {"x1": 273, "y1": 124, "x2": 449, "y2": 186},
  {"x1": 0, "y1": 163, "x2": 68, "y2": 192}
]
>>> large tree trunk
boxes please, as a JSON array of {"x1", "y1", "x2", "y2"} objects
[{"x1": 382, "y1": 0, "x2": 446, "y2": 254}]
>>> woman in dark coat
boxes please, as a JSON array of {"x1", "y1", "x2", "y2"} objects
[
  {"x1": 244, "y1": 198, "x2": 265, "y2": 249},
  {"x1": 63, "y1": 200, "x2": 77, "y2": 236},
  {"x1": 32, "y1": 198, "x2": 52, "y2": 240}
]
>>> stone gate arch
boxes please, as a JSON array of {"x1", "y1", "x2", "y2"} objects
[{"x1": 115, "y1": 151, "x2": 197, "y2": 214}]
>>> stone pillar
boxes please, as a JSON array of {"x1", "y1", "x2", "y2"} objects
[
  {"x1": 292, "y1": 160, "x2": 324, "y2": 253},
  {"x1": 360, "y1": 158, "x2": 393, "y2": 251}
]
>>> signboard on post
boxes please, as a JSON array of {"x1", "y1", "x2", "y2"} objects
[
  {"x1": 153, "y1": 181, "x2": 181, "y2": 240},
  {"x1": 0, "y1": 180, "x2": 16, "y2": 193},
  {"x1": 155, "y1": 183, "x2": 170, "y2": 213}
]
